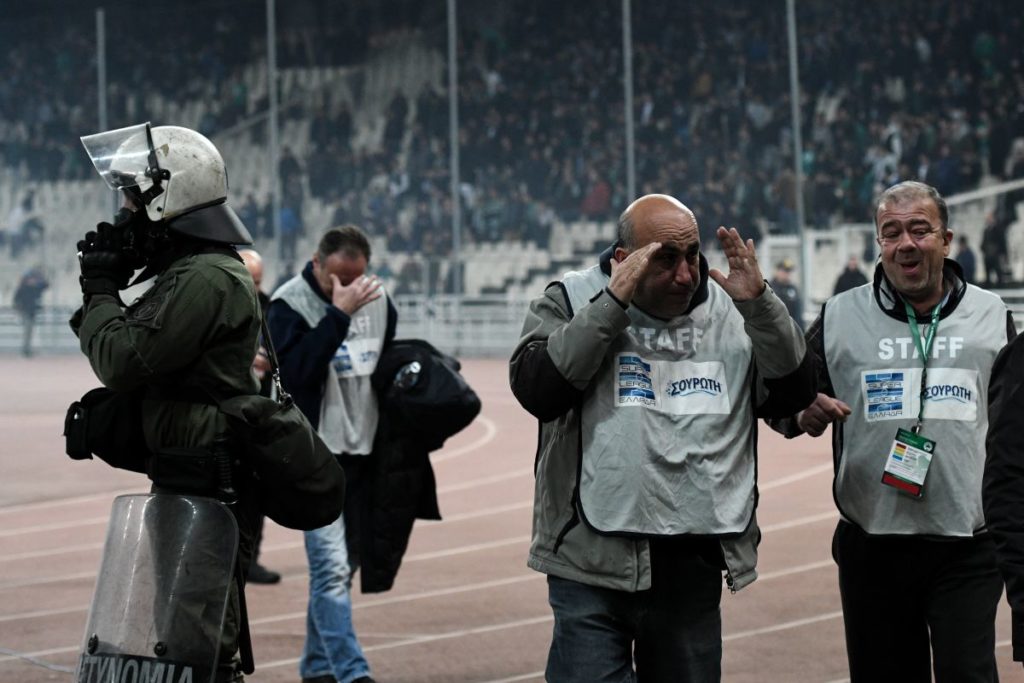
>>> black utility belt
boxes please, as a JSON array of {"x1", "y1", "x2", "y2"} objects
[{"x1": 148, "y1": 446, "x2": 241, "y2": 502}]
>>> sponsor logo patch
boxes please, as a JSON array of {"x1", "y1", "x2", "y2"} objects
[
  {"x1": 861, "y1": 367, "x2": 979, "y2": 422},
  {"x1": 666, "y1": 376, "x2": 723, "y2": 397},
  {"x1": 615, "y1": 356, "x2": 731, "y2": 414},
  {"x1": 618, "y1": 355, "x2": 655, "y2": 405}
]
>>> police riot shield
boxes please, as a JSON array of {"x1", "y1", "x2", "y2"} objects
[{"x1": 76, "y1": 494, "x2": 239, "y2": 683}]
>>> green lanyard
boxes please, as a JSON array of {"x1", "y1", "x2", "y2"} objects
[{"x1": 904, "y1": 300, "x2": 942, "y2": 433}]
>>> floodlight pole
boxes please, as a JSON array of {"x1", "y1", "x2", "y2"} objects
[
  {"x1": 96, "y1": 9, "x2": 107, "y2": 135},
  {"x1": 96, "y1": 9, "x2": 117, "y2": 217},
  {"x1": 267, "y1": 0, "x2": 281, "y2": 242},
  {"x1": 786, "y1": 0, "x2": 810, "y2": 322},
  {"x1": 448, "y1": 0, "x2": 462, "y2": 296},
  {"x1": 623, "y1": 0, "x2": 636, "y2": 203}
]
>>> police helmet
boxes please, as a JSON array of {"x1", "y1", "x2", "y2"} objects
[{"x1": 81, "y1": 122, "x2": 252, "y2": 245}]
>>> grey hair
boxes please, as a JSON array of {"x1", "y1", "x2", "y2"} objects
[
  {"x1": 616, "y1": 207, "x2": 636, "y2": 249},
  {"x1": 874, "y1": 181, "x2": 949, "y2": 230}
]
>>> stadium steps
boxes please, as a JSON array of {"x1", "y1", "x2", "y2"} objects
[{"x1": 481, "y1": 256, "x2": 580, "y2": 296}]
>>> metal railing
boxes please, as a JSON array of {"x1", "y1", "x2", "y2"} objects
[{"x1": 8, "y1": 288, "x2": 1024, "y2": 358}]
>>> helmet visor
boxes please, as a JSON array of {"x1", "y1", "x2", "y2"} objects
[{"x1": 80, "y1": 122, "x2": 154, "y2": 190}]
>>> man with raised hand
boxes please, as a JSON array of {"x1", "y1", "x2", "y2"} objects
[{"x1": 510, "y1": 193, "x2": 815, "y2": 682}]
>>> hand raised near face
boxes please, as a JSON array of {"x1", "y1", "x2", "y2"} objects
[
  {"x1": 331, "y1": 273, "x2": 382, "y2": 315},
  {"x1": 708, "y1": 226, "x2": 766, "y2": 301},
  {"x1": 608, "y1": 241, "x2": 662, "y2": 304}
]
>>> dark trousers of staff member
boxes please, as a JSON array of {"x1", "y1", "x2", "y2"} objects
[{"x1": 833, "y1": 520, "x2": 1002, "y2": 683}]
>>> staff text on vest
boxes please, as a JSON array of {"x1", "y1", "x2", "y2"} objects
[{"x1": 878, "y1": 336, "x2": 964, "y2": 360}]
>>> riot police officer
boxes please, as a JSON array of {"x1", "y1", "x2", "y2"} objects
[{"x1": 71, "y1": 122, "x2": 261, "y2": 682}]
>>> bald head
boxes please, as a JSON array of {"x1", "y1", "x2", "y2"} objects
[
  {"x1": 614, "y1": 194, "x2": 702, "y2": 319},
  {"x1": 239, "y1": 249, "x2": 263, "y2": 289},
  {"x1": 618, "y1": 194, "x2": 698, "y2": 249}
]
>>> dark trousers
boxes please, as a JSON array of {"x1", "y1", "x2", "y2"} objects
[
  {"x1": 833, "y1": 520, "x2": 1002, "y2": 683},
  {"x1": 248, "y1": 514, "x2": 265, "y2": 571},
  {"x1": 19, "y1": 312, "x2": 35, "y2": 356},
  {"x1": 546, "y1": 538, "x2": 724, "y2": 683}
]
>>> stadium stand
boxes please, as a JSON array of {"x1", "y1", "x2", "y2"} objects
[{"x1": 1, "y1": 0, "x2": 1024, "y2": 352}]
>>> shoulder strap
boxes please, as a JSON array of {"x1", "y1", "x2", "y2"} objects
[{"x1": 260, "y1": 314, "x2": 293, "y2": 406}]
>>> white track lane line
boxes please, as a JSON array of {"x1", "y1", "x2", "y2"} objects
[
  {"x1": 0, "y1": 516, "x2": 108, "y2": 538},
  {"x1": 761, "y1": 510, "x2": 839, "y2": 533},
  {"x1": 483, "y1": 673, "x2": 545, "y2": 683},
  {"x1": 759, "y1": 462, "x2": 833, "y2": 490},
  {"x1": 430, "y1": 415, "x2": 498, "y2": 464},
  {"x1": 0, "y1": 488, "x2": 139, "y2": 515},
  {"x1": 437, "y1": 467, "x2": 530, "y2": 494}
]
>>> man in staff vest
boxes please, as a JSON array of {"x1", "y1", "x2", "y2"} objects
[
  {"x1": 510, "y1": 193, "x2": 816, "y2": 681},
  {"x1": 268, "y1": 225, "x2": 395, "y2": 683},
  {"x1": 773, "y1": 180, "x2": 1016, "y2": 682}
]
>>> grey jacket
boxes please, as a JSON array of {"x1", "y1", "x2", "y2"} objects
[{"x1": 509, "y1": 252, "x2": 815, "y2": 592}]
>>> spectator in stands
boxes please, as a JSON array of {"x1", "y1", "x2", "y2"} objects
[
  {"x1": 273, "y1": 262, "x2": 296, "y2": 292},
  {"x1": 278, "y1": 202, "x2": 301, "y2": 264},
  {"x1": 981, "y1": 209, "x2": 1012, "y2": 287},
  {"x1": 769, "y1": 258, "x2": 803, "y2": 330},
  {"x1": 580, "y1": 168, "x2": 612, "y2": 220},
  {"x1": 394, "y1": 258, "x2": 424, "y2": 295},
  {"x1": 237, "y1": 195, "x2": 262, "y2": 242},
  {"x1": 279, "y1": 147, "x2": 302, "y2": 188},
  {"x1": 238, "y1": 248, "x2": 281, "y2": 586},
  {"x1": 772, "y1": 181, "x2": 1015, "y2": 682},
  {"x1": 956, "y1": 234, "x2": 977, "y2": 284},
  {"x1": 510, "y1": 193, "x2": 814, "y2": 681},
  {"x1": 7, "y1": 190, "x2": 43, "y2": 259},
  {"x1": 1004, "y1": 138, "x2": 1024, "y2": 211},
  {"x1": 773, "y1": 168, "x2": 798, "y2": 234},
  {"x1": 13, "y1": 266, "x2": 48, "y2": 357},
  {"x1": 832, "y1": 254, "x2": 869, "y2": 295}
]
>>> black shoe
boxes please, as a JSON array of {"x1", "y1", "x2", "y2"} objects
[
  {"x1": 246, "y1": 563, "x2": 281, "y2": 584},
  {"x1": 300, "y1": 677, "x2": 335, "y2": 683},
  {"x1": 352, "y1": 678, "x2": 376, "y2": 683}
]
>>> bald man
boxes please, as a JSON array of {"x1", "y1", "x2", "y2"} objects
[
  {"x1": 238, "y1": 248, "x2": 281, "y2": 585},
  {"x1": 509, "y1": 194, "x2": 815, "y2": 682}
]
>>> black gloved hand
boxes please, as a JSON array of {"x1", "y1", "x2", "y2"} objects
[
  {"x1": 78, "y1": 221, "x2": 128, "y2": 254},
  {"x1": 78, "y1": 222, "x2": 133, "y2": 297}
]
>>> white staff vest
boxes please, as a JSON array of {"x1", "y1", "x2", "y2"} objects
[
  {"x1": 274, "y1": 275, "x2": 388, "y2": 455},
  {"x1": 562, "y1": 266, "x2": 757, "y2": 536},
  {"x1": 823, "y1": 283, "x2": 1007, "y2": 535}
]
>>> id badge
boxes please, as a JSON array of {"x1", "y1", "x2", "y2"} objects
[{"x1": 880, "y1": 428, "x2": 936, "y2": 498}]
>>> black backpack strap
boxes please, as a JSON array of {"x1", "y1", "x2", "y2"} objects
[{"x1": 258, "y1": 312, "x2": 292, "y2": 406}]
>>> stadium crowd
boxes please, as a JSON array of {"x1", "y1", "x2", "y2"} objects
[{"x1": 1, "y1": 0, "x2": 1023, "y2": 271}]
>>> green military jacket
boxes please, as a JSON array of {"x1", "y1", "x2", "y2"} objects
[{"x1": 73, "y1": 251, "x2": 261, "y2": 452}]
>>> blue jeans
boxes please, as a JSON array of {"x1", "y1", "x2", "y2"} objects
[
  {"x1": 300, "y1": 511, "x2": 371, "y2": 683},
  {"x1": 546, "y1": 539, "x2": 724, "y2": 683}
]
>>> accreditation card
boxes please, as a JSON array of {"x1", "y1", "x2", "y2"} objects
[{"x1": 880, "y1": 427, "x2": 936, "y2": 498}]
